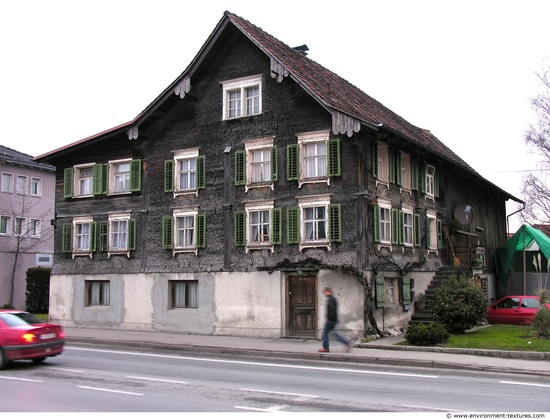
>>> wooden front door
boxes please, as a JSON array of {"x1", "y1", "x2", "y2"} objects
[{"x1": 288, "y1": 275, "x2": 316, "y2": 337}]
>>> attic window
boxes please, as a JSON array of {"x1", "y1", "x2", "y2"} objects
[{"x1": 221, "y1": 75, "x2": 262, "y2": 120}]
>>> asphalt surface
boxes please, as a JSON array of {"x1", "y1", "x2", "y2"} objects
[{"x1": 63, "y1": 327, "x2": 550, "y2": 377}]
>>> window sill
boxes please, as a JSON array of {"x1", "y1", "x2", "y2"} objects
[
  {"x1": 174, "y1": 189, "x2": 199, "y2": 198},
  {"x1": 72, "y1": 252, "x2": 93, "y2": 259},
  {"x1": 299, "y1": 242, "x2": 331, "y2": 252},
  {"x1": 173, "y1": 248, "x2": 198, "y2": 256},
  {"x1": 245, "y1": 244, "x2": 274, "y2": 254},
  {"x1": 299, "y1": 177, "x2": 329, "y2": 189},
  {"x1": 245, "y1": 182, "x2": 274, "y2": 193}
]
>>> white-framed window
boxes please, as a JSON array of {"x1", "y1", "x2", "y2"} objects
[
  {"x1": 240, "y1": 137, "x2": 276, "y2": 192},
  {"x1": 174, "y1": 208, "x2": 197, "y2": 250},
  {"x1": 0, "y1": 215, "x2": 12, "y2": 235},
  {"x1": 374, "y1": 141, "x2": 390, "y2": 184},
  {"x1": 401, "y1": 153, "x2": 411, "y2": 191},
  {"x1": 16, "y1": 175, "x2": 28, "y2": 195},
  {"x1": 74, "y1": 164, "x2": 94, "y2": 197},
  {"x1": 246, "y1": 200, "x2": 274, "y2": 249},
  {"x1": 1, "y1": 172, "x2": 13, "y2": 193},
  {"x1": 174, "y1": 148, "x2": 199, "y2": 194},
  {"x1": 109, "y1": 159, "x2": 131, "y2": 194},
  {"x1": 425, "y1": 165, "x2": 436, "y2": 197},
  {"x1": 402, "y1": 205, "x2": 414, "y2": 247},
  {"x1": 14, "y1": 217, "x2": 25, "y2": 236},
  {"x1": 298, "y1": 131, "x2": 330, "y2": 186},
  {"x1": 108, "y1": 212, "x2": 133, "y2": 256},
  {"x1": 87, "y1": 280, "x2": 110, "y2": 306},
  {"x1": 373, "y1": 198, "x2": 392, "y2": 246},
  {"x1": 170, "y1": 280, "x2": 198, "y2": 309},
  {"x1": 73, "y1": 217, "x2": 93, "y2": 254},
  {"x1": 426, "y1": 209, "x2": 438, "y2": 252},
  {"x1": 299, "y1": 195, "x2": 330, "y2": 250},
  {"x1": 221, "y1": 75, "x2": 262, "y2": 120},
  {"x1": 29, "y1": 219, "x2": 40, "y2": 238},
  {"x1": 31, "y1": 177, "x2": 42, "y2": 197},
  {"x1": 385, "y1": 278, "x2": 399, "y2": 305}
]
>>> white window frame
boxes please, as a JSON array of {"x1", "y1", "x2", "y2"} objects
[
  {"x1": 31, "y1": 177, "x2": 42, "y2": 197},
  {"x1": 425, "y1": 164, "x2": 436, "y2": 198},
  {"x1": 173, "y1": 147, "x2": 200, "y2": 197},
  {"x1": 376, "y1": 142, "x2": 390, "y2": 185},
  {"x1": 0, "y1": 215, "x2": 12, "y2": 236},
  {"x1": 29, "y1": 218, "x2": 41, "y2": 238},
  {"x1": 108, "y1": 159, "x2": 131, "y2": 195},
  {"x1": 297, "y1": 130, "x2": 330, "y2": 188},
  {"x1": 108, "y1": 212, "x2": 131, "y2": 256},
  {"x1": 73, "y1": 216, "x2": 93, "y2": 257},
  {"x1": 298, "y1": 194, "x2": 331, "y2": 251},
  {"x1": 378, "y1": 199, "x2": 392, "y2": 246},
  {"x1": 245, "y1": 200, "x2": 274, "y2": 253},
  {"x1": 14, "y1": 217, "x2": 25, "y2": 237},
  {"x1": 244, "y1": 137, "x2": 274, "y2": 192},
  {"x1": 427, "y1": 209, "x2": 438, "y2": 253},
  {"x1": 221, "y1": 75, "x2": 263, "y2": 120},
  {"x1": 74, "y1": 163, "x2": 94, "y2": 197},
  {"x1": 1, "y1": 172, "x2": 13, "y2": 193},
  {"x1": 16, "y1": 175, "x2": 28, "y2": 195},
  {"x1": 402, "y1": 205, "x2": 414, "y2": 247},
  {"x1": 173, "y1": 207, "x2": 198, "y2": 255},
  {"x1": 401, "y1": 152, "x2": 412, "y2": 192},
  {"x1": 170, "y1": 280, "x2": 198, "y2": 309},
  {"x1": 385, "y1": 277, "x2": 399, "y2": 305}
]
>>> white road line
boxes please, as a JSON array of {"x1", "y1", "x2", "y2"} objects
[
  {"x1": 126, "y1": 375, "x2": 188, "y2": 384},
  {"x1": 0, "y1": 376, "x2": 43, "y2": 382},
  {"x1": 77, "y1": 385, "x2": 143, "y2": 396},
  {"x1": 403, "y1": 404, "x2": 461, "y2": 412},
  {"x1": 500, "y1": 380, "x2": 550, "y2": 388},
  {"x1": 240, "y1": 388, "x2": 319, "y2": 398},
  {"x1": 235, "y1": 405, "x2": 287, "y2": 412},
  {"x1": 50, "y1": 367, "x2": 86, "y2": 373},
  {"x1": 67, "y1": 346, "x2": 439, "y2": 379}
]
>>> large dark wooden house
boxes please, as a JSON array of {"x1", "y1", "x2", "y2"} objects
[{"x1": 36, "y1": 11, "x2": 520, "y2": 339}]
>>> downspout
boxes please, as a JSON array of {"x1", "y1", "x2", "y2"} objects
[
  {"x1": 506, "y1": 201, "x2": 525, "y2": 240},
  {"x1": 223, "y1": 146, "x2": 232, "y2": 270}
]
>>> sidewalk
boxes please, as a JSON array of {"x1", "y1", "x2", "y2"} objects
[{"x1": 63, "y1": 327, "x2": 550, "y2": 377}]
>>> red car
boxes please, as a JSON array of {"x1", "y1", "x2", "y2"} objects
[
  {"x1": 0, "y1": 310, "x2": 65, "y2": 369},
  {"x1": 486, "y1": 295, "x2": 550, "y2": 325}
]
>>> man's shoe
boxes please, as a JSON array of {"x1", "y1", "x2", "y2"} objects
[
  {"x1": 318, "y1": 348, "x2": 330, "y2": 353},
  {"x1": 346, "y1": 342, "x2": 353, "y2": 352}
]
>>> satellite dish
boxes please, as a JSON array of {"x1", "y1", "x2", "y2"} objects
[{"x1": 454, "y1": 204, "x2": 475, "y2": 226}]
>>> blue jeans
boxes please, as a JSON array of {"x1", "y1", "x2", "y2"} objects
[{"x1": 322, "y1": 320, "x2": 349, "y2": 349}]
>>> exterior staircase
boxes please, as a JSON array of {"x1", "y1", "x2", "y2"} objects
[{"x1": 409, "y1": 266, "x2": 458, "y2": 324}]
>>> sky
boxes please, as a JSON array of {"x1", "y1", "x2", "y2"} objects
[{"x1": 1, "y1": 0, "x2": 549, "y2": 232}]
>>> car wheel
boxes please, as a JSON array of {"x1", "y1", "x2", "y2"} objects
[
  {"x1": 32, "y1": 357, "x2": 46, "y2": 364},
  {"x1": 0, "y1": 349, "x2": 7, "y2": 370}
]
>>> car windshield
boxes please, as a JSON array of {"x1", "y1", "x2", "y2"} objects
[{"x1": 0, "y1": 312, "x2": 44, "y2": 327}]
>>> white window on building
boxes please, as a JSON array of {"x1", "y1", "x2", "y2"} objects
[
  {"x1": 425, "y1": 165, "x2": 436, "y2": 197},
  {"x1": 16, "y1": 175, "x2": 28, "y2": 195},
  {"x1": 426, "y1": 210, "x2": 439, "y2": 252},
  {"x1": 401, "y1": 153, "x2": 412, "y2": 191},
  {"x1": 73, "y1": 217, "x2": 93, "y2": 254},
  {"x1": 374, "y1": 198, "x2": 392, "y2": 247},
  {"x1": 0, "y1": 215, "x2": 12, "y2": 235},
  {"x1": 109, "y1": 160, "x2": 131, "y2": 194},
  {"x1": 374, "y1": 142, "x2": 390, "y2": 184},
  {"x1": 170, "y1": 280, "x2": 198, "y2": 309},
  {"x1": 385, "y1": 278, "x2": 399, "y2": 305},
  {"x1": 31, "y1": 177, "x2": 42, "y2": 197},
  {"x1": 75, "y1": 164, "x2": 94, "y2": 197},
  {"x1": 87, "y1": 280, "x2": 110, "y2": 306},
  {"x1": 175, "y1": 148, "x2": 199, "y2": 193},
  {"x1": 107, "y1": 212, "x2": 133, "y2": 256},
  {"x1": 29, "y1": 219, "x2": 40, "y2": 238},
  {"x1": 221, "y1": 75, "x2": 262, "y2": 120},
  {"x1": 245, "y1": 200, "x2": 275, "y2": 252},
  {"x1": 1, "y1": 172, "x2": 13, "y2": 193},
  {"x1": 402, "y1": 206, "x2": 414, "y2": 247},
  {"x1": 14, "y1": 217, "x2": 25, "y2": 236},
  {"x1": 174, "y1": 209, "x2": 197, "y2": 250},
  {"x1": 298, "y1": 131, "x2": 329, "y2": 183},
  {"x1": 239, "y1": 137, "x2": 276, "y2": 192},
  {"x1": 298, "y1": 195, "x2": 331, "y2": 250}
]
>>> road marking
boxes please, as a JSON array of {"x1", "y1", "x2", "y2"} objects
[
  {"x1": 235, "y1": 405, "x2": 287, "y2": 412},
  {"x1": 50, "y1": 367, "x2": 86, "y2": 373},
  {"x1": 0, "y1": 376, "x2": 43, "y2": 382},
  {"x1": 404, "y1": 404, "x2": 461, "y2": 412},
  {"x1": 77, "y1": 385, "x2": 143, "y2": 396},
  {"x1": 126, "y1": 375, "x2": 188, "y2": 384},
  {"x1": 500, "y1": 380, "x2": 550, "y2": 388},
  {"x1": 67, "y1": 346, "x2": 439, "y2": 379},
  {"x1": 240, "y1": 388, "x2": 319, "y2": 398}
]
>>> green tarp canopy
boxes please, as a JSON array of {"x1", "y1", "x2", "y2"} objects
[{"x1": 495, "y1": 224, "x2": 550, "y2": 281}]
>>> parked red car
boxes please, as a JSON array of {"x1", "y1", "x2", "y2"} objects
[
  {"x1": 0, "y1": 310, "x2": 65, "y2": 369},
  {"x1": 486, "y1": 295, "x2": 550, "y2": 325}
]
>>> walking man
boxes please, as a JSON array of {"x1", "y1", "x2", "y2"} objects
[{"x1": 319, "y1": 287, "x2": 353, "y2": 353}]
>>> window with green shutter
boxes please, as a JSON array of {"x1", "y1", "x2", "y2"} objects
[
  {"x1": 271, "y1": 208, "x2": 282, "y2": 244},
  {"x1": 414, "y1": 214, "x2": 421, "y2": 247},
  {"x1": 437, "y1": 219, "x2": 443, "y2": 250},
  {"x1": 90, "y1": 222, "x2": 97, "y2": 252},
  {"x1": 62, "y1": 223, "x2": 72, "y2": 253},
  {"x1": 286, "y1": 144, "x2": 299, "y2": 181},
  {"x1": 234, "y1": 211, "x2": 245, "y2": 247},
  {"x1": 196, "y1": 213, "x2": 206, "y2": 248},
  {"x1": 286, "y1": 207, "x2": 300, "y2": 244},
  {"x1": 395, "y1": 151, "x2": 403, "y2": 186},
  {"x1": 99, "y1": 221, "x2": 108, "y2": 252},
  {"x1": 426, "y1": 217, "x2": 431, "y2": 249},
  {"x1": 389, "y1": 148, "x2": 396, "y2": 184},
  {"x1": 372, "y1": 141, "x2": 379, "y2": 178},
  {"x1": 327, "y1": 138, "x2": 341, "y2": 177},
  {"x1": 391, "y1": 208, "x2": 399, "y2": 244},
  {"x1": 328, "y1": 204, "x2": 341, "y2": 242},
  {"x1": 373, "y1": 205, "x2": 381, "y2": 243},
  {"x1": 164, "y1": 160, "x2": 174, "y2": 192},
  {"x1": 270, "y1": 146, "x2": 278, "y2": 182},
  {"x1": 401, "y1": 277, "x2": 412, "y2": 306},
  {"x1": 196, "y1": 155, "x2": 206, "y2": 189},
  {"x1": 92, "y1": 163, "x2": 108, "y2": 195},
  {"x1": 162, "y1": 216, "x2": 174, "y2": 249},
  {"x1": 63, "y1": 168, "x2": 73, "y2": 198},
  {"x1": 375, "y1": 277, "x2": 385, "y2": 308},
  {"x1": 130, "y1": 159, "x2": 142, "y2": 192},
  {"x1": 127, "y1": 219, "x2": 136, "y2": 251},
  {"x1": 411, "y1": 158, "x2": 419, "y2": 191},
  {"x1": 234, "y1": 150, "x2": 246, "y2": 186}
]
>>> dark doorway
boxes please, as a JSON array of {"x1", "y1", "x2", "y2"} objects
[{"x1": 288, "y1": 275, "x2": 316, "y2": 337}]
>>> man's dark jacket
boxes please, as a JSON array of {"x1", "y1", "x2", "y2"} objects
[{"x1": 326, "y1": 294, "x2": 338, "y2": 322}]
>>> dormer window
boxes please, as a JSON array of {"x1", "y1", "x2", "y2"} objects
[{"x1": 221, "y1": 75, "x2": 263, "y2": 120}]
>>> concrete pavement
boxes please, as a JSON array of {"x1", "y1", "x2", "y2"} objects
[{"x1": 63, "y1": 327, "x2": 550, "y2": 377}]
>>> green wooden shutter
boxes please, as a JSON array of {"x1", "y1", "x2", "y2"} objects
[
  {"x1": 164, "y1": 160, "x2": 174, "y2": 192},
  {"x1": 271, "y1": 146, "x2": 278, "y2": 182},
  {"x1": 99, "y1": 221, "x2": 108, "y2": 251},
  {"x1": 328, "y1": 203, "x2": 341, "y2": 243},
  {"x1": 389, "y1": 148, "x2": 396, "y2": 184},
  {"x1": 90, "y1": 222, "x2": 97, "y2": 252},
  {"x1": 286, "y1": 207, "x2": 300, "y2": 244},
  {"x1": 234, "y1": 211, "x2": 245, "y2": 247},
  {"x1": 373, "y1": 205, "x2": 381, "y2": 243},
  {"x1": 234, "y1": 150, "x2": 246, "y2": 186},
  {"x1": 286, "y1": 144, "x2": 299, "y2": 181},
  {"x1": 401, "y1": 278, "x2": 412, "y2": 306},
  {"x1": 396, "y1": 152, "x2": 403, "y2": 186},
  {"x1": 61, "y1": 223, "x2": 72, "y2": 253},
  {"x1": 92, "y1": 163, "x2": 106, "y2": 195},
  {"x1": 162, "y1": 216, "x2": 173, "y2": 249},
  {"x1": 196, "y1": 214, "x2": 206, "y2": 248},
  {"x1": 196, "y1": 155, "x2": 205, "y2": 190},
  {"x1": 375, "y1": 277, "x2": 385, "y2": 308},
  {"x1": 414, "y1": 214, "x2": 421, "y2": 247},
  {"x1": 130, "y1": 159, "x2": 142, "y2": 192},
  {"x1": 127, "y1": 219, "x2": 136, "y2": 251},
  {"x1": 420, "y1": 163, "x2": 427, "y2": 194},
  {"x1": 434, "y1": 170, "x2": 440, "y2": 198},
  {"x1": 271, "y1": 208, "x2": 282, "y2": 244},
  {"x1": 327, "y1": 138, "x2": 341, "y2": 177},
  {"x1": 437, "y1": 219, "x2": 443, "y2": 250},
  {"x1": 398, "y1": 210, "x2": 404, "y2": 245},
  {"x1": 63, "y1": 168, "x2": 73, "y2": 198},
  {"x1": 391, "y1": 208, "x2": 399, "y2": 244},
  {"x1": 426, "y1": 217, "x2": 431, "y2": 249},
  {"x1": 411, "y1": 159, "x2": 419, "y2": 191},
  {"x1": 372, "y1": 142, "x2": 379, "y2": 178}
]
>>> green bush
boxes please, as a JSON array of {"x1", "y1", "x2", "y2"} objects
[
  {"x1": 405, "y1": 322, "x2": 449, "y2": 346},
  {"x1": 25, "y1": 267, "x2": 51, "y2": 313},
  {"x1": 432, "y1": 275, "x2": 488, "y2": 334},
  {"x1": 532, "y1": 306, "x2": 550, "y2": 338}
]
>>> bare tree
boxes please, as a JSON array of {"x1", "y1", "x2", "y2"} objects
[{"x1": 521, "y1": 60, "x2": 550, "y2": 224}]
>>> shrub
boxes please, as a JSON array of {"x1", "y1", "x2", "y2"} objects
[
  {"x1": 405, "y1": 322, "x2": 449, "y2": 346},
  {"x1": 432, "y1": 275, "x2": 488, "y2": 334},
  {"x1": 532, "y1": 306, "x2": 550, "y2": 338}
]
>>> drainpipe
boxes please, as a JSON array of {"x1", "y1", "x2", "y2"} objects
[
  {"x1": 223, "y1": 146, "x2": 232, "y2": 270},
  {"x1": 506, "y1": 201, "x2": 525, "y2": 240}
]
